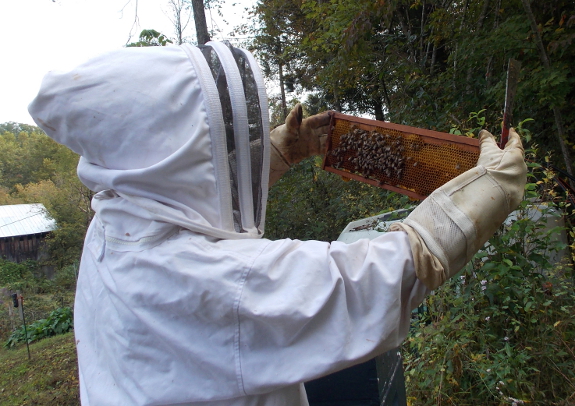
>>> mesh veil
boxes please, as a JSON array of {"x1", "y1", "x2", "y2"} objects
[{"x1": 199, "y1": 42, "x2": 266, "y2": 233}]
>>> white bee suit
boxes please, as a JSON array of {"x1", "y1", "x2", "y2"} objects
[{"x1": 28, "y1": 43, "x2": 429, "y2": 406}]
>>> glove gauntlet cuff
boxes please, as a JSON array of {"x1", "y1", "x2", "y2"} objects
[{"x1": 399, "y1": 164, "x2": 521, "y2": 289}]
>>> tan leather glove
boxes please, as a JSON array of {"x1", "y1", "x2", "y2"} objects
[
  {"x1": 269, "y1": 103, "x2": 331, "y2": 187},
  {"x1": 391, "y1": 128, "x2": 527, "y2": 290}
]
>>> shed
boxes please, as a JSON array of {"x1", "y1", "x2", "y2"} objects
[{"x1": 0, "y1": 204, "x2": 57, "y2": 263}]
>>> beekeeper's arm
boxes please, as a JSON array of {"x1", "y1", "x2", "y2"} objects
[
  {"x1": 269, "y1": 103, "x2": 331, "y2": 187},
  {"x1": 390, "y1": 129, "x2": 527, "y2": 290}
]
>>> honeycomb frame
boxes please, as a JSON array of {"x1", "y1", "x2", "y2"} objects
[{"x1": 322, "y1": 112, "x2": 480, "y2": 200}]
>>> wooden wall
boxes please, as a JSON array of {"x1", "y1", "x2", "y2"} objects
[{"x1": 0, "y1": 232, "x2": 50, "y2": 263}]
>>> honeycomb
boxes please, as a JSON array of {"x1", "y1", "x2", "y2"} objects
[{"x1": 322, "y1": 113, "x2": 480, "y2": 200}]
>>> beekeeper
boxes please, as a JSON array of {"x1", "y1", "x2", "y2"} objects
[{"x1": 28, "y1": 42, "x2": 526, "y2": 406}]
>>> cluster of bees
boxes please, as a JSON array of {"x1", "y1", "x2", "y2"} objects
[{"x1": 330, "y1": 126, "x2": 408, "y2": 180}]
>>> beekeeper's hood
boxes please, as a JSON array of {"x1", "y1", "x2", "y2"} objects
[{"x1": 28, "y1": 42, "x2": 270, "y2": 240}]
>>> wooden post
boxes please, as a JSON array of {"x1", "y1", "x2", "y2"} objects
[{"x1": 15, "y1": 292, "x2": 31, "y2": 360}]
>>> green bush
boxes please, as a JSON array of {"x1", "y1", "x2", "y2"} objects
[
  {"x1": 0, "y1": 259, "x2": 56, "y2": 294},
  {"x1": 5, "y1": 307, "x2": 73, "y2": 349},
  {"x1": 0, "y1": 259, "x2": 35, "y2": 286},
  {"x1": 1, "y1": 259, "x2": 76, "y2": 341},
  {"x1": 403, "y1": 163, "x2": 575, "y2": 405},
  {"x1": 266, "y1": 156, "x2": 409, "y2": 241},
  {"x1": 54, "y1": 262, "x2": 79, "y2": 291}
]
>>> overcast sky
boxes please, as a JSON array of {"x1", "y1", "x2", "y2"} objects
[{"x1": 0, "y1": 0, "x2": 253, "y2": 125}]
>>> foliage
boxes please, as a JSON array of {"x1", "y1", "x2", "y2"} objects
[
  {"x1": 0, "y1": 127, "x2": 62, "y2": 190},
  {"x1": 266, "y1": 156, "x2": 410, "y2": 241},
  {"x1": 5, "y1": 307, "x2": 73, "y2": 349},
  {"x1": 403, "y1": 145, "x2": 575, "y2": 404},
  {"x1": 0, "y1": 260, "x2": 76, "y2": 343},
  {"x1": 0, "y1": 125, "x2": 93, "y2": 269},
  {"x1": 0, "y1": 259, "x2": 35, "y2": 287},
  {"x1": 247, "y1": 0, "x2": 575, "y2": 175},
  {"x1": 53, "y1": 262, "x2": 78, "y2": 292},
  {"x1": 0, "y1": 259, "x2": 55, "y2": 296},
  {"x1": 0, "y1": 332, "x2": 79, "y2": 405},
  {"x1": 0, "y1": 291, "x2": 75, "y2": 344},
  {"x1": 268, "y1": 96, "x2": 302, "y2": 128},
  {"x1": 126, "y1": 29, "x2": 173, "y2": 47}
]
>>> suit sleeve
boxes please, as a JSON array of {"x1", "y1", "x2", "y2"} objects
[{"x1": 236, "y1": 230, "x2": 429, "y2": 395}]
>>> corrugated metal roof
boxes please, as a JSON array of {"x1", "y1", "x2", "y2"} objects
[{"x1": 0, "y1": 204, "x2": 57, "y2": 238}]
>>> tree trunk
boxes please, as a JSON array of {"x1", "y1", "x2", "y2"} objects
[
  {"x1": 453, "y1": 0, "x2": 469, "y2": 88},
  {"x1": 374, "y1": 100, "x2": 385, "y2": 121},
  {"x1": 381, "y1": 77, "x2": 391, "y2": 115},
  {"x1": 191, "y1": 0, "x2": 210, "y2": 45},
  {"x1": 492, "y1": 0, "x2": 502, "y2": 30},
  {"x1": 485, "y1": 0, "x2": 500, "y2": 89},
  {"x1": 520, "y1": 0, "x2": 574, "y2": 183},
  {"x1": 430, "y1": 41, "x2": 437, "y2": 75},
  {"x1": 278, "y1": 62, "x2": 288, "y2": 120},
  {"x1": 419, "y1": 1, "x2": 426, "y2": 66},
  {"x1": 465, "y1": 0, "x2": 490, "y2": 90},
  {"x1": 423, "y1": 38, "x2": 432, "y2": 70},
  {"x1": 333, "y1": 87, "x2": 342, "y2": 112},
  {"x1": 396, "y1": 8, "x2": 415, "y2": 62},
  {"x1": 485, "y1": 55, "x2": 494, "y2": 88},
  {"x1": 172, "y1": 0, "x2": 185, "y2": 45},
  {"x1": 476, "y1": 0, "x2": 490, "y2": 31}
]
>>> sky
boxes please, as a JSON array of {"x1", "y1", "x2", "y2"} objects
[{"x1": 0, "y1": 0, "x2": 253, "y2": 125}]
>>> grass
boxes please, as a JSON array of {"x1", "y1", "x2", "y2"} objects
[{"x1": 0, "y1": 332, "x2": 79, "y2": 406}]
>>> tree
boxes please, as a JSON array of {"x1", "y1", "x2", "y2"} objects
[
  {"x1": 126, "y1": 29, "x2": 173, "y2": 47},
  {"x1": 520, "y1": 0, "x2": 574, "y2": 183},
  {"x1": 244, "y1": 0, "x2": 314, "y2": 120},
  {"x1": 166, "y1": 0, "x2": 193, "y2": 45},
  {"x1": 0, "y1": 125, "x2": 93, "y2": 269},
  {"x1": 0, "y1": 129, "x2": 61, "y2": 191},
  {"x1": 249, "y1": 0, "x2": 575, "y2": 177},
  {"x1": 191, "y1": 0, "x2": 210, "y2": 45}
]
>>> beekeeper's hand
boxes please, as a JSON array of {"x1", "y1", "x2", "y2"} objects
[
  {"x1": 269, "y1": 104, "x2": 331, "y2": 187},
  {"x1": 390, "y1": 129, "x2": 527, "y2": 290}
]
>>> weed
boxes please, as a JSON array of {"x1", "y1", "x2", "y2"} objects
[{"x1": 5, "y1": 307, "x2": 73, "y2": 348}]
